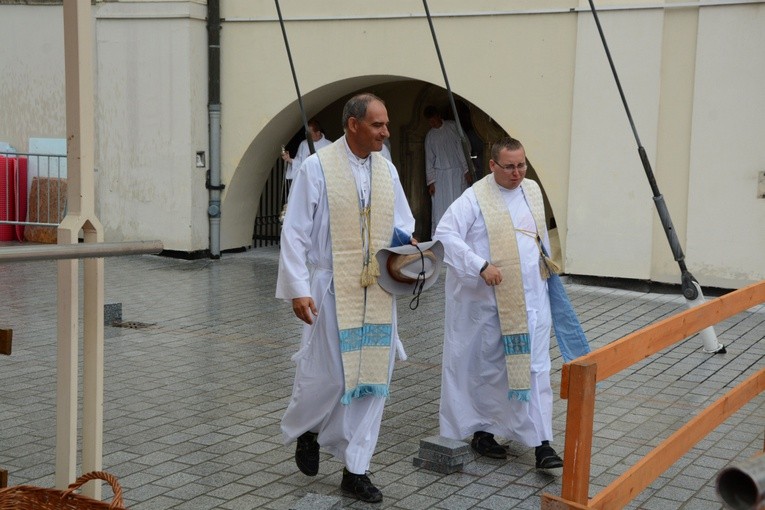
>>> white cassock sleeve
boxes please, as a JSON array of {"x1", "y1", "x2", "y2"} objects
[{"x1": 434, "y1": 188, "x2": 488, "y2": 278}]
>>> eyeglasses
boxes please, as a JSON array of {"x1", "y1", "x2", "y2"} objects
[{"x1": 492, "y1": 160, "x2": 527, "y2": 172}]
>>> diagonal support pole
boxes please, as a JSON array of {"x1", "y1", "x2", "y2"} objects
[
  {"x1": 586, "y1": 0, "x2": 724, "y2": 354},
  {"x1": 422, "y1": 0, "x2": 477, "y2": 184},
  {"x1": 274, "y1": 0, "x2": 315, "y2": 155}
]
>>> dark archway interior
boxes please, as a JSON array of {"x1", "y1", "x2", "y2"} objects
[{"x1": 260, "y1": 80, "x2": 556, "y2": 245}]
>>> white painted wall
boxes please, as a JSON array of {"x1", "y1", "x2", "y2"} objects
[
  {"x1": 0, "y1": 2, "x2": 208, "y2": 253},
  {"x1": 0, "y1": 4, "x2": 66, "y2": 150},
  {"x1": 93, "y1": 2, "x2": 209, "y2": 252},
  {"x1": 1, "y1": 0, "x2": 763, "y2": 286},
  {"x1": 568, "y1": 8, "x2": 664, "y2": 279},
  {"x1": 686, "y1": 4, "x2": 765, "y2": 288}
]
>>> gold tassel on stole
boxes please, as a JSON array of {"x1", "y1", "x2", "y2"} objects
[
  {"x1": 360, "y1": 257, "x2": 380, "y2": 287},
  {"x1": 539, "y1": 253, "x2": 561, "y2": 280},
  {"x1": 359, "y1": 204, "x2": 379, "y2": 287},
  {"x1": 536, "y1": 234, "x2": 561, "y2": 280}
]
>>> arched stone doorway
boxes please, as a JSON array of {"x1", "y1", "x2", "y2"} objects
[{"x1": 250, "y1": 79, "x2": 560, "y2": 258}]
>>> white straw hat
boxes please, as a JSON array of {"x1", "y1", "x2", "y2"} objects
[{"x1": 375, "y1": 240, "x2": 444, "y2": 296}]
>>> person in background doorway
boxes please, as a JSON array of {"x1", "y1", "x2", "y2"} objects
[
  {"x1": 379, "y1": 137, "x2": 392, "y2": 161},
  {"x1": 423, "y1": 105, "x2": 471, "y2": 236},
  {"x1": 282, "y1": 118, "x2": 332, "y2": 179}
]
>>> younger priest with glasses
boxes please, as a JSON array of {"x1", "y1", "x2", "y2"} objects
[{"x1": 434, "y1": 136, "x2": 575, "y2": 470}]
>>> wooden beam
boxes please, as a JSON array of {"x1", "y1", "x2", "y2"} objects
[
  {"x1": 0, "y1": 468, "x2": 7, "y2": 488},
  {"x1": 589, "y1": 367, "x2": 765, "y2": 510},
  {"x1": 541, "y1": 493, "x2": 591, "y2": 510},
  {"x1": 0, "y1": 329, "x2": 11, "y2": 355},
  {"x1": 570, "y1": 281, "x2": 765, "y2": 383}
]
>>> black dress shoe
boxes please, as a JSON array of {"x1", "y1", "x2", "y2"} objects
[
  {"x1": 470, "y1": 431, "x2": 507, "y2": 459},
  {"x1": 341, "y1": 468, "x2": 383, "y2": 503},
  {"x1": 535, "y1": 441, "x2": 563, "y2": 469},
  {"x1": 295, "y1": 431, "x2": 319, "y2": 476}
]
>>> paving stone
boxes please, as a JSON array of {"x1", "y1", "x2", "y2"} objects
[
  {"x1": 0, "y1": 246, "x2": 762, "y2": 510},
  {"x1": 413, "y1": 456, "x2": 464, "y2": 474},
  {"x1": 416, "y1": 448, "x2": 472, "y2": 465},
  {"x1": 289, "y1": 492, "x2": 341, "y2": 510},
  {"x1": 104, "y1": 302, "x2": 122, "y2": 325},
  {"x1": 413, "y1": 435, "x2": 474, "y2": 473},
  {"x1": 419, "y1": 435, "x2": 471, "y2": 456}
]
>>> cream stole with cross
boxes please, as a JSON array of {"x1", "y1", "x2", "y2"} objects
[{"x1": 318, "y1": 140, "x2": 395, "y2": 405}]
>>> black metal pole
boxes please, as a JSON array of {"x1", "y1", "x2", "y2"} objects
[
  {"x1": 587, "y1": 0, "x2": 695, "y2": 296},
  {"x1": 586, "y1": 0, "x2": 724, "y2": 352},
  {"x1": 422, "y1": 0, "x2": 477, "y2": 183},
  {"x1": 274, "y1": 0, "x2": 314, "y2": 154}
]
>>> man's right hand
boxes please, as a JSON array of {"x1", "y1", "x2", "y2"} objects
[
  {"x1": 292, "y1": 297, "x2": 318, "y2": 325},
  {"x1": 480, "y1": 264, "x2": 503, "y2": 287},
  {"x1": 428, "y1": 183, "x2": 435, "y2": 196}
]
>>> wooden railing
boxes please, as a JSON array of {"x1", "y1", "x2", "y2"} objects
[{"x1": 542, "y1": 280, "x2": 765, "y2": 510}]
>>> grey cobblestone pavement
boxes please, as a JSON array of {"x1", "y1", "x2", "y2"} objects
[{"x1": 0, "y1": 245, "x2": 763, "y2": 509}]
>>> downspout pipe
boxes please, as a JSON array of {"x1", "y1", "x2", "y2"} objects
[{"x1": 207, "y1": 0, "x2": 224, "y2": 259}]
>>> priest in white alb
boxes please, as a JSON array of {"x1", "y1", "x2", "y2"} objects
[
  {"x1": 423, "y1": 105, "x2": 471, "y2": 236},
  {"x1": 276, "y1": 93, "x2": 416, "y2": 503},
  {"x1": 433, "y1": 136, "x2": 564, "y2": 470}
]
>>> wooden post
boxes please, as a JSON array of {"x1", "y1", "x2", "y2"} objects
[
  {"x1": 590, "y1": 367, "x2": 765, "y2": 509},
  {"x1": 561, "y1": 361, "x2": 598, "y2": 505},
  {"x1": 0, "y1": 329, "x2": 11, "y2": 355},
  {"x1": 60, "y1": 0, "x2": 104, "y2": 499},
  {"x1": 541, "y1": 493, "x2": 591, "y2": 510},
  {"x1": 0, "y1": 468, "x2": 7, "y2": 488}
]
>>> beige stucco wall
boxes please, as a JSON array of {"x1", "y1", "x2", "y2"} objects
[
  {"x1": 568, "y1": 1, "x2": 765, "y2": 287},
  {"x1": 568, "y1": 7, "x2": 664, "y2": 280},
  {"x1": 219, "y1": 1, "x2": 579, "y2": 254},
  {"x1": 0, "y1": 4, "x2": 66, "y2": 148},
  {"x1": 93, "y1": 1, "x2": 209, "y2": 251},
  {"x1": 686, "y1": 3, "x2": 765, "y2": 288},
  {"x1": 1, "y1": 0, "x2": 763, "y2": 287}
]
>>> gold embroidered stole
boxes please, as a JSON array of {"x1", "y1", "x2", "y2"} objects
[
  {"x1": 520, "y1": 180, "x2": 561, "y2": 278},
  {"x1": 318, "y1": 140, "x2": 395, "y2": 404},
  {"x1": 473, "y1": 174, "x2": 531, "y2": 401}
]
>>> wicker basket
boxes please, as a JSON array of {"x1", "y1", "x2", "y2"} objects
[{"x1": 0, "y1": 471, "x2": 125, "y2": 510}]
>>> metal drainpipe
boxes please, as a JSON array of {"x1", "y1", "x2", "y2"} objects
[{"x1": 207, "y1": 0, "x2": 223, "y2": 259}]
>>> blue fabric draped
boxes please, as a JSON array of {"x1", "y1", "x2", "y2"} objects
[{"x1": 542, "y1": 245, "x2": 591, "y2": 362}]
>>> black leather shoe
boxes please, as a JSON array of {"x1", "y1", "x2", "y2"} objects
[
  {"x1": 535, "y1": 442, "x2": 563, "y2": 469},
  {"x1": 295, "y1": 431, "x2": 319, "y2": 476},
  {"x1": 341, "y1": 468, "x2": 383, "y2": 503},
  {"x1": 470, "y1": 431, "x2": 507, "y2": 459}
]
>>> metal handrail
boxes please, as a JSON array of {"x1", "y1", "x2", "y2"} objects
[{"x1": 0, "y1": 240, "x2": 163, "y2": 263}]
